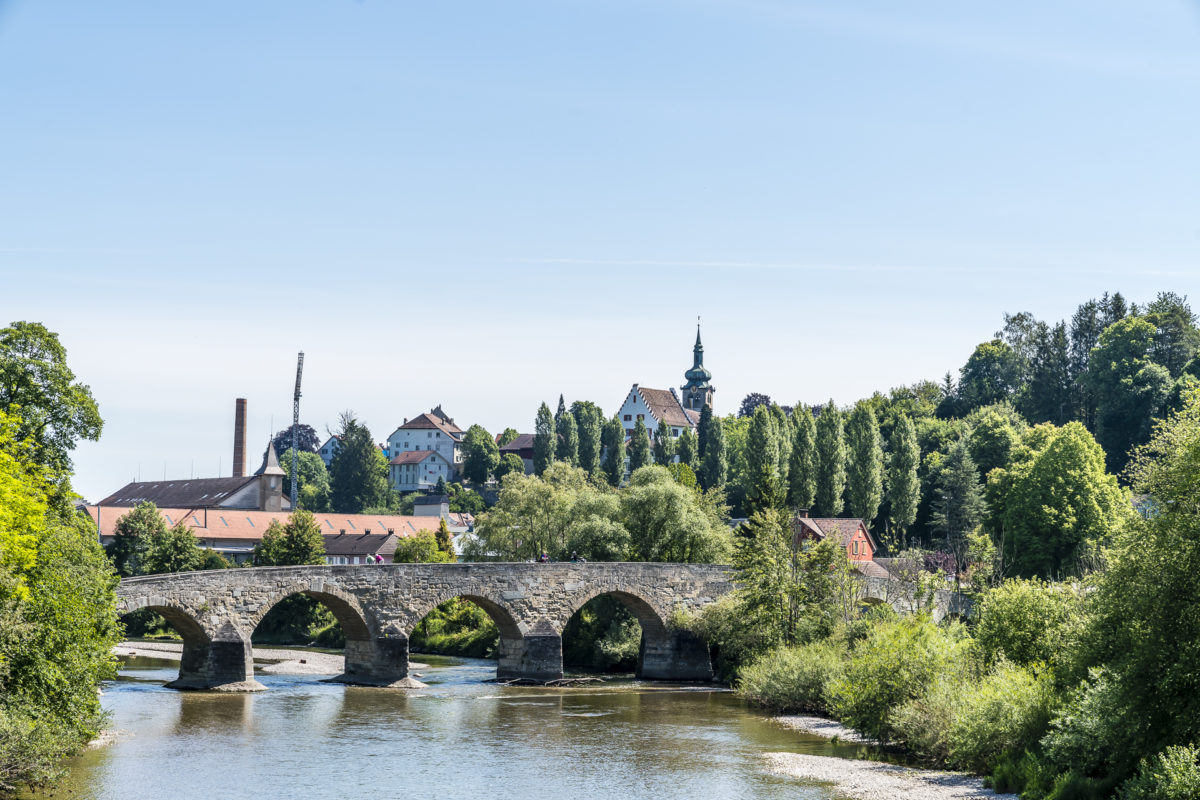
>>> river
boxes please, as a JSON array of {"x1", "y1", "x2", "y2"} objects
[{"x1": 32, "y1": 653, "x2": 878, "y2": 800}]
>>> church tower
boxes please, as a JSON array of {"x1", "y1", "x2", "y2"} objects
[{"x1": 681, "y1": 323, "x2": 715, "y2": 412}]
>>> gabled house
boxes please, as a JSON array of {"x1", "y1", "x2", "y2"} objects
[
  {"x1": 498, "y1": 433, "x2": 535, "y2": 474},
  {"x1": 317, "y1": 435, "x2": 341, "y2": 468},
  {"x1": 789, "y1": 512, "x2": 878, "y2": 562},
  {"x1": 386, "y1": 405, "x2": 464, "y2": 477},
  {"x1": 616, "y1": 385, "x2": 699, "y2": 442}
]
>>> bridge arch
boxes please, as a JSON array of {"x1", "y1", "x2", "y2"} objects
[{"x1": 245, "y1": 580, "x2": 374, "y2": 641}]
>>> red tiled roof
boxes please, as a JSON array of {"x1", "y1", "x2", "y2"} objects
[
  {"x1": 810, "y1": 517, "x2": 879, "y2": 553},
  {"x1": 85, "y1": 506, "x2": 442, "y2": 542},
  {"x1": 388, "y1": 450, "x2": 448, "y2": 465},
  {"x1": 636, "y1": 387, "x2": 694, "y2": 429},
  {"x1": 397, "y1": 412, "x2": 463, "y2": 438}
]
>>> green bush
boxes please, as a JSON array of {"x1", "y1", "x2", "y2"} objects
[
  {"x1": 685, "y1": 594, "x2": 779, "y2": 681},
  {"x1": 311, "y1": 622, "x2": 345, "y2": 649},
  {"x1": 891, "y1": 672, "x2": 960, "y2": 764},
  {"x1": 1119, "y1": 744, "x2": 1200, "y2": 800},
  {"x1": 410, "y1": 599, "x2": 499, "y2": 659},
  {"x1": 974, "y1": 578, "x2": 1082, "y2": 669},
  {"x1": 948, "y1": 661, "x2": 1054, "y2": 773},
  {"x1": 736, "y1": 640, "x2": 846, "y2": 713},
  {"x1": 1042, "y1": 668, "x2": 1129, "y2": 777},
  {"x1": 827, "y1": 616, "x2": 971, "y2": 742}
]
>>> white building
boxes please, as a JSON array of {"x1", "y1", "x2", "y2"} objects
[
  {"x1": 317, "y1": 435, "x2": 341, "y2": 468},
  {"x1": 385, "y1": 405, "x2": 464, "y2": 477},
  {"x1": 388, "y1": 449, "x2": 455, "y2": 492},
  {"x1": 616, "y1": 385, "x2": 700, "y2": 443}
]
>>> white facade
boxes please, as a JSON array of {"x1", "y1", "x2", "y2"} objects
[
  {"x1": 389, "y1": 450, "x2": 454, "y2": 492},
  {"x1": 614, "y1": 385, "x2": 694, "y2": 442},
  {"x1": 386, "y1": 428, "x2": 462, "y2": 471},
  {"x1": 317, "y1": 435, "x2": 340, "y2": 468}
]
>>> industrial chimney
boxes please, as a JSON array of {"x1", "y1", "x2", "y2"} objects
[{"x1": 233, "y1": 398, "x2": 247, "y2": 477}]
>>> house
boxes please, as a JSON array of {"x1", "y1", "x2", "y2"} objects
[
  {"x1": 99, "y1": 442, "x2": 290, "y2": 513},
  {"x1": 385, "y1": 405, "x2": 464, "y2": 478},
  {"x1": 498, "y1": 433, "x2": 535, "y2": 474},
  {"x1": 322, "y1": 532, "x2": 401, "y2": 565},
  {"x1": 615, "y1": 325, "x2": 714, "y2": 445},
  {"x1": 317, "y1": 435, "x2": 341, "y2": 468},
  {"x1": 388, "y1": 449, "x2": 455, "y2": 492},
  {"x1": 789, "y1": 512, "x2": 878, "y2": 562},
  {"x1": 86, "y1": 506, "x2": 446, "y2": 564}
]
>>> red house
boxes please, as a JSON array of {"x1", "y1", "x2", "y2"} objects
[{"x1": 789, "y1": 512, "x2": 877, "y2": 562}]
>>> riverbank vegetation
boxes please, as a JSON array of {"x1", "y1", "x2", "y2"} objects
[{"x1": 712, "y1": 390, "x2": 1200, "y2": 800}]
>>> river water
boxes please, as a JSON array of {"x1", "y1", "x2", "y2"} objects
[{"x1": 36, "y1": 654, "x2": 874, "y2": 800}]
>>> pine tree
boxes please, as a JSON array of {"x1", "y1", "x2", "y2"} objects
[
  {"x1": 814, "y1": 400, "x2": 845, "y2": 517},
  {"x1": 700, "y1": 414, "x2": 728, "y2": 490},
  {"x1": 629, "y1": 417, "x2": 652, "y2": 474},
  {"x1": 555, "y1": 394, "x2": 567, "y2": 421},
  {"x1": 886, "y1": 414, "x2": 920, "y2": 550},
  {"x1": 788, "y1": 405, "x2": 817, "y2": 509},
  {"x1": 676, "y1": 427, "x2": 698, "y2": 470},
  {"x1": 697, "y1": 402, "x2": 712, "y2": 460},
  {"x1": 533, "y1": 402, "x2": 555, "y2": 475},
  {"x1": 654, "y1": 419, "x2": 674, "y2": 465},
  {"x1": 601, "y1": 415, "x2": 625, "y2": 487},
  {"x1": 745, "y1": 405, "x2": 784, "y2": 515},
  {"x1": 556, "y1": 411, "x2": 579, "y2": 465},
  {"x1": 845, "y1": 403, "x2": 883, "y2": 524},
  {"x1": 931, "y1": 438, "x2": 985, "y2": 576},
  {"x1": 435, "y1": 517, "x2": 455, "y2": 559},
  {"x1": 574, "y1": 404, "x2": 602, "y2": 476}
]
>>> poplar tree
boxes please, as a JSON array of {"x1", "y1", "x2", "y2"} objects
[
  {"x1": 886, "y1": 414, "x2": 920, "y2": 549},
  {"x1": 555, "y1": 394, "x2": 567, "y2": 421},
  {"x1": 814, "y1": 400, "x2": 846, "y2": 517},
  {"x1": 788, "y1": 405, "x2": 817, "y2": 509},
  {"x1": 697, "y1": 402, "x2": 712, "y2": 460},
  {"x1": 601, "y1": 415, "x2": 625, "y2": 486},
  {"x1": 555, "y1": 411, "x2": 579, "y2": 465},
  {"x1": 769, "y1": 404, "x2": 792, "y2": 486},
  {"x1": 654, "y1": 419, "x2": 674, "y2": 465},
  {"x1": 629, "y1": 417, "x2": 652, "y2": 473},
  {"x1": 845, "y1": 403, "x2": 883, "y2": 524},
  {"x1": 744, "y1": 405, "x2": 784, "y2": 515},
  {"x1": 574, "y1": 404, "x2": 602, "y2": 476},
  {"x1": 533, "y1": 402, "x2": 555, "y2": 475},
  {"x1": 700, "y1": 414, "x2": 728, "y2": 490},
  {"x1": 677, "y1": 427, "x2": 699, "y2": 470}
]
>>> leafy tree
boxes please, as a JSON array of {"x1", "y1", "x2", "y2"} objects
[
  {"x1": 814, "y1": 401, "x2": 845, "y2": 516},
  {"x1": 769, "y1": 403, "x2": 792, "y2": 485},
  {"x1": 676, "y1": 427, "x2": 698, "y2": 470},
  {"x1": 105, "y1": 501, "x2": 166, "y2": 577},
  {"x1": 930, "y1": 438, "x2": 985, "y2": 576},
  {"x1": 957, "y1": 339, "x2": 1022, "y2": 413},
  {"x1": 271, "y1": 423, "x2": 320, "y2": 457},
  {"x1": 844, "y1": 403, "x2": 883, "y2": 524},
  {"x1": 494, "y1": 452, "x2": 525, "y2": 480},
  {"x1": 435, "y1": 517, "x2": 455, "y2": 558},
  {"x1": 141, "y1": 522, "x2": 208, "y2": 575},
  {"x1": 628, "y1": 417, "x2": 652, "y2": 473},
  {"x1": 697, "y1": 402, "x2": 712, "y2": 460},
  {"x1": 700, "y1": 412, "x2": 728, "y2": 490},
  {"x1": 738, "y1": 392, "x2": 772, "y2": 418},
  {"x1": 497, "y1": 427, "x2": 520, "y2": 447},
  {"x1": 279, "y1": 448, "x2": 330, "y2": 511},
  {"x1": 573, "y1": 404, "x2": 602, "y2": 476},
  {"x1": 328, "y1": 412, "x2": 389, "y2": 513},
  {"x1": 744, "y1": 405, "x2": 784, "y2": 515},
  {"x1": 392, "y1": 531, "x2": 454, "y2": 563},
  {"x1": 997, "y1": 422, "x2": 1127, "y2": 578},
  {"x1": 555, "y1": 411, "x2": 579, "y2": 465},
  {"x1": 600, "y1": 415, "x2": 625, "y2": 487},
  {"x1": 444, "y1": 481, "x2": 485, "y2": 514},
  {"x1": 0, "y1": 322, "x2": 101, "y2": 492},
  {"x1": 787, "y1": 405, "x2": 817, "y2": 510},
  {"x1": 461, "y1": 424, "x2": 500, "y2": 486},
  {"x1": 1144, "y1": 291, "x2": 1200, "y2": 377},
  {"x1": 533, "y1": 402, "x2": 555, "y2": 476},
  {"x1": 253, "y1": 510, "x2": 326, "y2": 566},
  {"x1": 886, "y1": 414, "x2": 920, "y2": 550},
  {"x1": 967, "y1": 409, "x2": 1021, "y2": 478},
  {"x1": 653, "y1": 419, "x2": 674, "y2": 466},
  {"x1": 1086, "y1": 317, "x2": 1172, "y2": 472},
  {"x1": 620, "y1": 466, "x2": 730, "y2": 563}
]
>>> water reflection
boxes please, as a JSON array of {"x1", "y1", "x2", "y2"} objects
[{"x1": 30, "y1": 655, "x2": 868, "y2": 800}]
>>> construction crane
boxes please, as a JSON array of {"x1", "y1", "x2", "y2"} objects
[{"x1": 291, "y1": 351, "x2": 304, "y2": 510}]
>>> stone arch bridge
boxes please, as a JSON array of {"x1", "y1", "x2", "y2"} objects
[{"x1": 116, "y1": 563, "x2": 735, "y2": 691}]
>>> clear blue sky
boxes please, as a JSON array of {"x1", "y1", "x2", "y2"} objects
[{"x1": 1, "y1": 0, "x2": 1198, "y2": 501}]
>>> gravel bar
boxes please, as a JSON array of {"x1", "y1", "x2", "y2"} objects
[
  {"x1": 775, "y1": 714, "x2": 870, "y2": 743},
  {"x1": 765, "y1": 753, "x2": 1018, "y2": 800},
  {"x1": 114, "y1": 641, "x2": 429, "y2": 675}
]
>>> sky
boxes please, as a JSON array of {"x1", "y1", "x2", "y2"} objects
[{"x1": 1, "y1": 0, "x2": 1198, "y2": 502}]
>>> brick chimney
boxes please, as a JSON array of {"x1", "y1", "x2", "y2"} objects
[{"x1": 233, "y1": 398, "x2": 247, "y2": 477}]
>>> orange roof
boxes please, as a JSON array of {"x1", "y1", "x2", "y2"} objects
[
  {"x1": 397, "y1": 413, "x2": 463, "y2": 438},
  {"x1": 389, "y1": 450, "x2": 448, "y2": 465},
  {"x1": 636, "y1": 387, "x2": 695, "y2": 429},
  {"x1": 85, "y1": 506, "x2": 442, "y2": 542}
]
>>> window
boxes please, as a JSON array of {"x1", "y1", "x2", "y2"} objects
[
  {"x1": 623, "y1": 414, "x2": 632, "y2": 421},
  {"x1": 672, "y1": 428, "x2": 680, "y2": 437}
]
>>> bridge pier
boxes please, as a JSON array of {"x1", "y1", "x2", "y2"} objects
[
  {"x1": 637, "y1": 629, "x2": 713, "y2": 682},
  {"x1": 332, "y1": 634, "x2": 424, "y2": 688},
  {"x1": 166, "y1": 625, "x2": 265, "y2": 692},
  {"x1": 497, "y1": 622, "x2": 563, "y2": 683}
]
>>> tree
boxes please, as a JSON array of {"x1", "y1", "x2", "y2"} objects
[
  {"x1": 957, "y1": 339, "x2": 1022, "y2": 413},
  {"x1": 392, "y1": 531, "x2": 454, "y2": 563},
  {"x1": 533, "y1": 402, "x2": 555, "y2": 476},
  {"x1": 744, "y1": 405, "x2": 784, "y2": 516},
  {"x1": 738, "y1": 392, "x2": 772, "y2": 418},
  {"x1": 930, "y1": 438, "x2": 985, "y2": 577},
  {"x1": 253, "y1": 510, "x2": 326, "y2": 566},
  {"x1": 886, "y1": 414, "x2": 920, "y2": 550},
  {"x1": 271, "y1": 423, "x2": 320, "y2": 458},
  {"x1": 461, "y1": 424, "x2": 500, "y2": 486},
  {"x1": 105, "y1": 501, "x2": 166, "y2": 577},
  {"x1": 435, "y1": 517, "x2": 455, "y2": 559},
  {"x1": 555, "y1": 411, "x2": 579, "y2": 465},
  {"x1": 700, "y1": 413, "x2": 728, "y2": 490},
  {"x1": 628, "y1": 417, "x2": 652, "y2": 474},
  {"x1": 555, "y1": 394, "x2": 567, "y2": 421},
  {"x1": 653, "y1": 419, "x2": 674, "y2": 466},
  {"x1": 769, "y1": 404, "x2": 792, "y2": 485},
  {"x1": 141, "y1": 522, "x2": 207, "y2": 575},
  {"x1": 967, "y1": 409, "x2": 1021, "y2": 478},
  {"x1": 0, "y1": 322, "x2": 102, "y2": 488},
  {"x1": 676, "y1": 427, "x2": 698, "y2": 470},
  {"x1": 787, "y1": 406, "x2": 817, "y2": 509},
  {"x1": 498, "y1": 427, "x2": 520, "y2": 447},
  {"x1": 601, "y1": 415, "x2": 625, "y2": 487},
  {"x1": 998, "y1": 422, "x2": 1127, "y2": 578},
  {"x1": 434, "y1": 475, "x2": 448, "y2": 496},
  {"x1": 814, "y1": 401, "x2": 845, "y2": 517},
  {"x1": 1022, "y1": 322, "x2": 1073, "y2": 425},
  {"x1": 1085, "y1": 317, "x2": 1172, "y2": 472},
  {"x1": 844, "y1": 403, "x2": 883, "y2": 524},
  {"x1": 494, "y1": 452, "x2": 525, "y2": 481},
  {"x1": 327, "y1": 413, "x2": 388, "y2": 513},
  {"x1": 279, "y1": 448, "x2": 331, "y2": 511},
  {"x1": 1145, "y1": 291, "x2": 1200, "y2": 377},
  {"x1": 697, "y1": 402, "x2": 712, "y2": 460},
  {"x1": 574, "y1": 404, "x2": 602, "y2": 476},
  {"x1": 620, "y1": 466, "x2": 730, "y2": 563}
]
